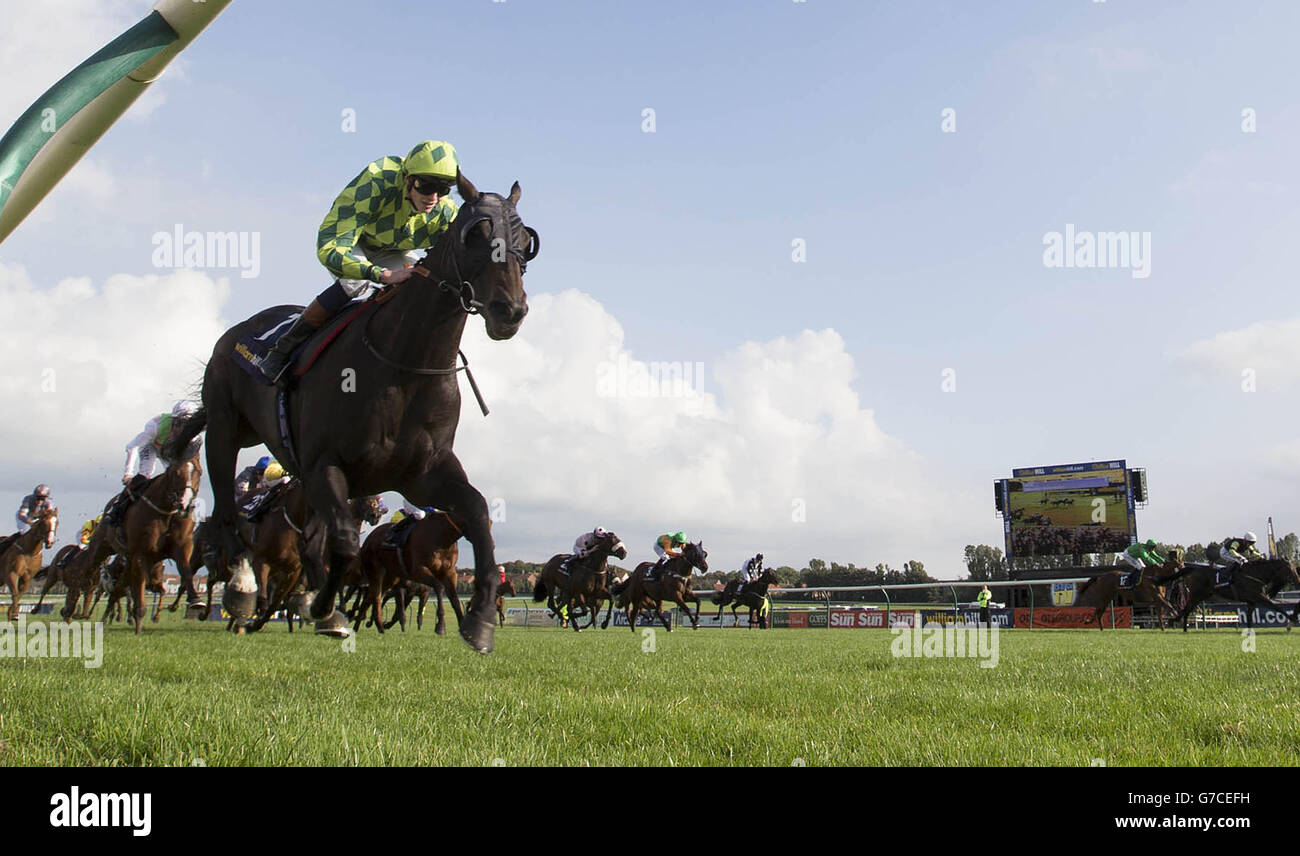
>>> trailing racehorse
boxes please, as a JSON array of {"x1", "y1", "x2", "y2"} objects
[
  {"x1": 616, "y1": 542, "x2": 709, "y2": 631},
  {"x1": 246, "y1": 485, "x2": 386, "y2": 633},
  {"x1": 106, "y1": 443, "x2": 203, "y2": 633},
  {"x1": 170, "y1": 172, "x2": 536, "y2": 654},
  {"x1": 32, "y1": 544, "x2": 82, "y2": 615},
  {"x1": 467, "y1": 577, "x2": 517, "y2": 628},
  {"x1": 533, "y1": 531, "x2": 628, "y2": 631},
  {"x1": 1156, "y1": 558, "x2": 1300, "y2": 632},
  {"x1": 1, "y1": 502, "x2": 59, "y2": 621},
  {"x1": 56, "y1": 524, "x2": 118, "y2": 621},
  {"x1": 380, "y1": 581, "x2": 434, "y2": 631},
  {"x1": 353, "y1": 511, "x2": 462, "y2": 635},
  {"x1": 1075, "y1": 551, "x2": 1184, "y2": 630},
  {"x1": 712, "y1": 568, "x2": 781, "y2": 628}
]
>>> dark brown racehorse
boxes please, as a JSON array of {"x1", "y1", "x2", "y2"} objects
[
  {"x1": 1, "y1": 502, "x2": 59, "y2": 620},
  {"x1": 353, "y1": 511, "x2": 462, "y2": 635},
  {"x1": 1156, "y1": 558, "x2": 1300, "y2": 632},
  {"x1": 711, "y1": 568, "x2": 781, "y2": 628},
  {"x1": 532, "y1": 531, "x2": 628, "y2": 631},
  {"x1": 246, "y1": 485, "x2": 386, "y2": 632},
  {"x1": 171, "y1": 173, "x2": 536, "y2": 654},
  {"x1": 108, "y1": 445, "x2": 203, "y2": 633},
  {"x1": 56, "y1": 524, "x2": 119, "y2": 621},
  {"x1": 616, "y1": 542, "x2": 709, "y2": 631},
  {"x1": 1075, "y1": 551, "x2": 1183, "y2": 630},
  {"x1": 380, "y1": 581, "x2": 434, "y2": 631},
  {"x1": 97, "y1": 555, "x2": 167, "y2": 625},
  {"x1": 32, "y1": 544, "x2": 82, "y2": 614}
]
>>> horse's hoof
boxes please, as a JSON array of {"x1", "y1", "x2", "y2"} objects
[
  {"x1": 314, "y1": 610, "x2": 351, "y2": 638},
  {"x1": 308, "y1": 591, "x2": 334, "y2": 621},
  {"x1": 459, "y1": 613, "x2": 495, "y2": 655},
  {"x1": 434, "y1": 624, "x2": 446, "y2": 636}
]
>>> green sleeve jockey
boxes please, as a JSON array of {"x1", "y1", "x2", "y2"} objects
[{"x1": 1124, "y1": 539, "x2": 1165, "y2": 567}]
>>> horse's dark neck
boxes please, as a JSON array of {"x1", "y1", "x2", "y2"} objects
[{"x1": 370, "y1": 243, "x2": 469, "y2": 374}]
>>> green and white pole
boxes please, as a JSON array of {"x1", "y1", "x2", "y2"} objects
[{"x1": 0, "y1": 0, "x2": 232, "y2": 244}]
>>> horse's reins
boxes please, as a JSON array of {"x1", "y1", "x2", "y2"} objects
[
  {"x1": 359, "y1": 251, "x2": 490, "y2": 416},
  {"x1": 137, "y1": 481, "x2": 198, "y2": 518}
]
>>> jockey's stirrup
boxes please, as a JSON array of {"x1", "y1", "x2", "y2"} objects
[{"x1": 260, "y1": 320, "x2": 312, "y2": 383}]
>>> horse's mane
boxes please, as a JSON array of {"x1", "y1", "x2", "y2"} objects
[{"x1": 161, "y1": 409, "x2": 207, "y2": 462}]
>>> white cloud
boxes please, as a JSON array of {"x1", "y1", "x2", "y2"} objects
[
  {"x1": 0, "y1": 262, "x2": 228, "y2": 494},
  {"x1": 1176, "y1": 317, "x2": 1300, "y2": 390},
  {"x1": 454, "y1": 291, "x2": 956, "y2": 571}
]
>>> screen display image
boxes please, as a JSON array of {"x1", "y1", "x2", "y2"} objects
[{"x1": 1003, "y1": 461, "x2": 1134, "y2": 558}]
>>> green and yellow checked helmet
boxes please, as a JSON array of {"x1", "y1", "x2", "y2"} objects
[{"x1": 403, "y1": 140, "x2": 459, "y2": 180}]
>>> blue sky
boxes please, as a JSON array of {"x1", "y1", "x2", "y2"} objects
[{"x1": 1, "y1": 0, "x2": 1298, "y2": 576}]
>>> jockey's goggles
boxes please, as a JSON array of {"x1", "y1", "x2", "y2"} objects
[{"x1": 411, "y1": 176, "x2": 453, "y2": 197}]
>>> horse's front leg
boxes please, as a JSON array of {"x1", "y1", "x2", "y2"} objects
[
  {"x1": 683, "y1": 592, "x2": 700, "y2": 628},
  {"x1": 303, "y1": 461, "x2": 357, "y2": 624},
  {"x1": 409, "y1": 458, "x2": 497, "y2": 654},
  {"x1": 4, "y1": 571, "x2": 21, "y2": 622},
  {"x1": 433, "y1": 583, "x2": 447, "y2": 636},
  {"x1": 131, "y1": 561, "x2": 149, "y2": 635}
]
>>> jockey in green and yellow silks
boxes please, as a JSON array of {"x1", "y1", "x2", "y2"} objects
[{"x1": 260, "y1": 140, "x2": 462, "y2": 383}]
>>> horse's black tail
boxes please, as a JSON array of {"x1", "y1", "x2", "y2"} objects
[
  {"x1": 532, "y1": 578, "x2": 547, "y2": 602},
  {"x1": 163, "y1": 406, "x2": 208, "y2": 461},
  {"x1": 711, "y1": 587, "x2": 726, "y2": 605}
]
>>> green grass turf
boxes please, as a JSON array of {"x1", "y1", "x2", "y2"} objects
[{"x1": 1, "y1": 609, "x2": 1297, "y2": 766}]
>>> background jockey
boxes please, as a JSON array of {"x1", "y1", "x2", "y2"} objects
[
  {"x1": 104, "y1": 400, "x2": 200, "y2": 529},
  {"x1": 389, "y1": 499, "x2": 437, "y2": 535},
  {"x1": 1211, "y1": 532, "x2": 1264, "y2": 581},
  {"x1": 1118, "y1": 539, "x2": 1164, "y2": 577},
  {"x1": 15, "y1": 484, "x2": 51, "y2": 533},
  {"x1": 238, "y1": 460, "x2": 291, "y2": 515},
  {"x1": 647, "y1": 531, "x2": 687, "y2": 582},
  {"x1": 79, "y1": 514, "x2": 102, "y2": 547},
  {"x1": 235, "y1": 456, "x2": 272, "y2": 500},
  {"x1": 260, "y1": 140, "x2": 462, "y2": 382},
  {"x1": 561, "y1": 527, "x2": 610, "y2": 572},
  {"x1": 122, "y1": 401, "x2": 200, "y2": 486},
  {"x1": 738, "y1": 552, "x2": 764, "y2": 589}
]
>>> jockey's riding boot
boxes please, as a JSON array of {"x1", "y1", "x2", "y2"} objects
[{"x1": 260, "y1": 299, "x2": 331, "y2": 384}]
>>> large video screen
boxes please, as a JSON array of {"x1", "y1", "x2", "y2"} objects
[{"x1": 1000, "y1": 461, "x2": 1135, "y2": 558}]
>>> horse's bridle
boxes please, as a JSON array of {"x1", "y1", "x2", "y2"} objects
[
  {"x1": 359, "y1": 252, "x2": 490, "y2": 415},
  {"x1": 138, "y1": 466, "x2": 200, "y2": 518}
]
